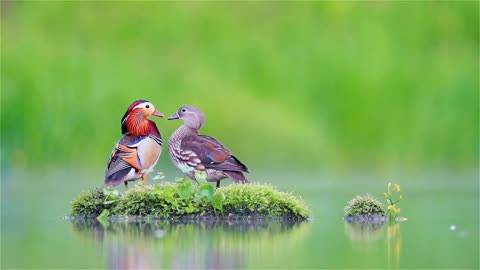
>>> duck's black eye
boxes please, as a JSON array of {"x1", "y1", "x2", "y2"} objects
[
  {"x1": 146, "y1": 104, "x2": 150, "y2": 109},
  {"x1": 181, "y1": 108, "x2": 187, "y2": 113}
]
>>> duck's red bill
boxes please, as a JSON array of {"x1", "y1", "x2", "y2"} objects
[{"x1": 152, "y1": 110, "x2": 164, "y2": 117}]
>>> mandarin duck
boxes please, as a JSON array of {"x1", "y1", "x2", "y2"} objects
[
  {"x1": 167, "y1": 105, "x2": 250, "y2": 188},
  {"x1": 104, "y1": 100, "x2": 164, "y2": 190}
]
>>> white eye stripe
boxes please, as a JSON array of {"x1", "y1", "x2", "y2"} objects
[{"x1": 133, "y1": 102, "x2": 152, "y2": 110}]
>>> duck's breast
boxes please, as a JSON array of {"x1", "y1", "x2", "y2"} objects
[{"x1": 137, "y1": 135, "x2": 162, "y2": 170}]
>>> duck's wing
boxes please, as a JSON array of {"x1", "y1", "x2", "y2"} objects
[
  {"x1": 180, "y1": 135, "x2": 249, "y2": 173},
  {"x1": 104, "y1": 135, "x2": 147, "y2": 184}
]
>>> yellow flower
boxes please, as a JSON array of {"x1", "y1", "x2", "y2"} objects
[
  {"x1": 399, "y1": 194, "x2": 403, "y2": 199},
  {"x1": 394, "y1": 184, "x2": 401, "y2": 192},
  {"x1": 387, "y1": 204, "x2": 401, "y2": 214}
]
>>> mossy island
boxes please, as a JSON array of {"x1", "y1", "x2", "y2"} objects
[
  {"x1": 344, "y1": 194, "x2": 387, "y2": 223},
  {"x1": 71, "y1": 181, "x2": 311, "y2": 222}
]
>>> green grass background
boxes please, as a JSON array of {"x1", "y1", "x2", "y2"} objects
[{"x1": 1, "y1": 2, "x2": 478, "y2": 171}]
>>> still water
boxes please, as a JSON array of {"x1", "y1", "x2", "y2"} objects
[{"x1": 1, "y1": 168, "x2": 478, "y2": 268}]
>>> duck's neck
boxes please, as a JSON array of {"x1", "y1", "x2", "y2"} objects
[
  {"x1": 170, "y1": 125, "x2": 198, "y2": 142},
  {"x1": 125, "y1": 112, "x2": 161, "y2": 137}
]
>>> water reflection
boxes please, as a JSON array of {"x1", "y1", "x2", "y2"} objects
[
  {"x1": 344, "y1": 222, "x2": 385, "y2": 242},
  {"x1": 387, "y1": 224, "x2": 402, "y2": 269},
  {"x1": 70, "y1": 219, "x2": 310, "y2": 269},
  {"x1": 344, "y1": 221, "x2": 403, "y2": 268}
]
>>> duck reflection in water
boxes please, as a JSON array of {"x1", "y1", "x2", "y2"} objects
[
  {"x1": 70, "y1": 218, "x2": 308, "y2": 269},
  {"x1": 71, "y1": 219, "x2": 159, "y2": 269}
]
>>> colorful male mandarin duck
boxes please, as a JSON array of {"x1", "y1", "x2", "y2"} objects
[
  {"x1": 104, "y1": 100, "x2": 164, "y2": 190},
  {"x1": 168, "y1": 105, "x2": 250, "y2": 188}
]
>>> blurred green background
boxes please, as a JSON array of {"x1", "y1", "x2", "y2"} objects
[
  {"x1": 1, "y1": 2, "x2": 479, "y2": 269},
  {"x1": 1, "y1": 1, "x2": 478, "y2": 173}
]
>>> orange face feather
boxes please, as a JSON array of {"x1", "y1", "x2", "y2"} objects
[
  {"x1": 126, "y1": 109, "x2": 157, "y2": 136},
  {"x1": 121, "y1": 100, "x2": 163, "y2": 136}
]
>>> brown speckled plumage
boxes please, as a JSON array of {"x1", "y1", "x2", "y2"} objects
[{"x1": 168, "y1": 105, "x2": 249, "y2": 188}]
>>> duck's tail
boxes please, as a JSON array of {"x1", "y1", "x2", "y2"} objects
[{"x1": 224, "y1": 171, "x2": 250, "y2": 184}]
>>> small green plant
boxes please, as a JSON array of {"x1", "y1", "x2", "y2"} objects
[
  {"x1": 96, "y1": 209, "x2": 110, "y2": 226},
  {"x1": 344, "y1": 194, "x2": 385, "y2": 217},
  {"x1": 384, "y1": 181, "x2": 403, "y2": 222},
  {"x1": 193, "y1": 170, "x2": 218, "y2": 206}
]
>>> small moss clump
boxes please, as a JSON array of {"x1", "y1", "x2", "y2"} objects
[
  {"x1": 344, "y1": 194, "x2": 385, "y2": 217},
  {"x1": 71, "y1": 182, "x2": 311, "y2": 220},
  {"x1": 71, "y1": 188, "x2": 109, "y2": 217},
  {"x1": 219, "y1": 184, "x2": 311, "y2": 218}
]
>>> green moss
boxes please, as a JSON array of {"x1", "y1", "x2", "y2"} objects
[
  {"x1": 70, "y1": 183, "x2": 311, "y2": 220},
  {"x1": 219, "y1": 184, "x2": 311, "y2": 218},
  {"x1": 71, "y1": 188, "x2": 109, "y2": 217},
  {"x1": 111, "y1": 183, "x2": 210, "y2": 217},
  {"x1": 344, "y1": 194, "x2": 385, "y2": 217}
]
